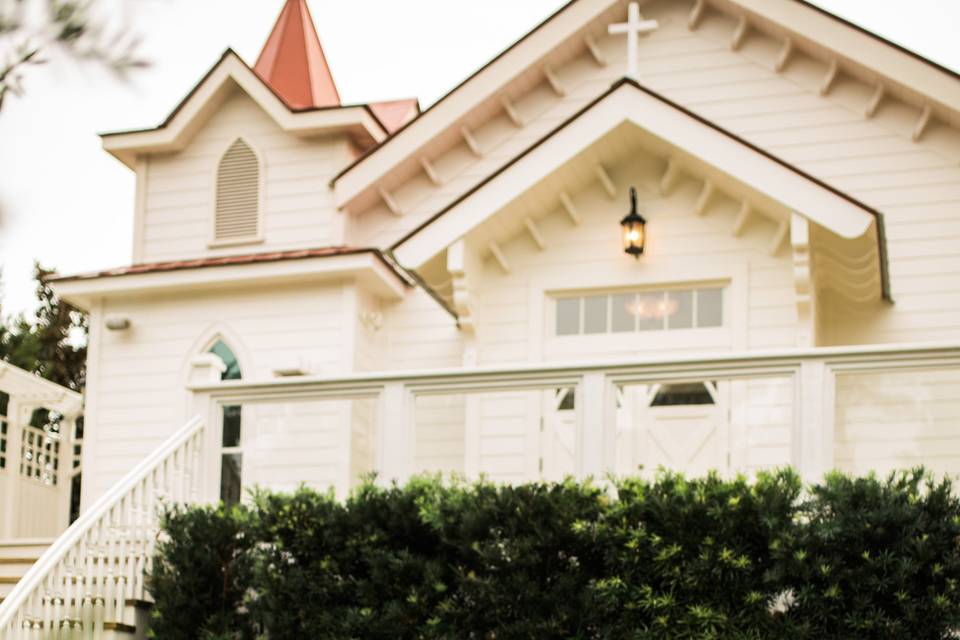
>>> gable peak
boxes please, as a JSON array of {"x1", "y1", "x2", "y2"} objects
[{"x1": 254, "y1": 0, "x2": 340, "y2": 110}]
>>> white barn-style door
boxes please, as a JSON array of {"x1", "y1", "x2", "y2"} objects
[
  {"x1": 621, "y1": 382, "x2": 730, "y2": 478},
  {"x1": 541, "y1": 382, "x2": 731, "y2": 480}
]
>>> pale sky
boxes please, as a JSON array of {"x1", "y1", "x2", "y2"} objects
[{"x1": 0, "y1": 0, "x2": 958, "y2": 316}]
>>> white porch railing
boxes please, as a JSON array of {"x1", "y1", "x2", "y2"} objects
[
  {"x1": 188, "y1": 341, "x2": 960, "y2": 490},
  {"x1": 2, "y1": 342, "x2": 958, "y2": 637},
  {"x1": 0, "y1": 416, "x2": 204, "y2": 638},
  {"x1": 0, "y1": 362, "x2": 84, "y2": 540}
]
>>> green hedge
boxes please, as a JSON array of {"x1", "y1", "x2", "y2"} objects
[{"x1": 148, "y1": 469, "x2": 960, "y2": 639}]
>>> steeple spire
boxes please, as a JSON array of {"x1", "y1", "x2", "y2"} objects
[{"x1": 255, "y1": 0, "x2": 340, "y2": 109}]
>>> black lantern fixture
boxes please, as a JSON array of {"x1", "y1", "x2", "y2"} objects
[{"x1": 620, "y1": 186, "x2": 647, "y2": 258}]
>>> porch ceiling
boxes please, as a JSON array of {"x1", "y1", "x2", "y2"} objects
[{"x1": 453, "y1": 121, "x2": 798, "y2": 258}]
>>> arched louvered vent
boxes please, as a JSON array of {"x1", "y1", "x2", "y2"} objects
[{"x1": 215, "y1": 139, "x2": 260, "y2": 242}]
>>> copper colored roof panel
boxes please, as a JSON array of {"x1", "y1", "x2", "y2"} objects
[
  {"x1": 254, "y1": 0, "x2": 340, "y2": 109},
  {"x1": 49, "y1": 247, "x2": 378, "y2": 282},
  {"x1": 369, "y1": 98, "x2": 421, "y2": 134}
]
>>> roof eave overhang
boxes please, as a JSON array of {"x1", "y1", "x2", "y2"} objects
[
  {"x1": 0, "y1": 361, "x2": 84, "y2": 415},
  {"x1": 721, "y1": 0, "x2": 960, "y2": 115},
  {"x1": 101, "y1": 51, "x2": 387, "y2": 169},
  {"x1": 50, "y1": 251, "x2": 408, "y2": 310},
  {"x1": 330, "y1": 0, "x2": 619, "y2": 208},
  {"x1": 332, "y1": 0, "x2": 960, "y2": 214},
  {"x1": 391, "y1": 79, "x2": 887, "y2": 298}
]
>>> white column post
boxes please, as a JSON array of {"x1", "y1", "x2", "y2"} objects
[
  {"x1": 577, "y1": 373, "x2": 617, "y2": 480},
  {"x1": 1, "y1": 396, "x2": 21, "y2": 539},
  {"x1": 794, "y1": 361, "x2": 836, "y2": 483},
  {"x1": 56, "y1": 413, "x2": 80, "y2": 532},
  {"x1": 188, "y1": 354, "x2": 225, "y2": 504},
  {"x1": 376, "y1": 382, "x2": 413, "y2": 485}
]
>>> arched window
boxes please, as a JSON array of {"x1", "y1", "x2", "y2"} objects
[
  {"x1": 208, "y1": 339, "x2": 243, "y2": 504},
  {"x1": 209, "y1": 339, "x2": 242, "y2": 380},
  {"x1": 214, "y1": 139, "x2": 260, "y2": 243}
]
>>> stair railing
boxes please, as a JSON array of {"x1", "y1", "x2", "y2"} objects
[{"x1": 0, "y1": 416, "x2": 205, "y2": 638}]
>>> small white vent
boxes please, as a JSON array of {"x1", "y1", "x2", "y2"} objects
[{"x1": 215, "y1": 139, "x2": 260, "y2": 242}]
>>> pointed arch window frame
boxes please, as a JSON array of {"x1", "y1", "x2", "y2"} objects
[
  {"x1": 209, "y1": 136, "x2": 265, "y2": 249},
  {"x1": 199, "y1": 335, "x2": 247, "y2": 505},
  {"x1": 207, "y1": 338, "x2": 244, "y2": 381}
]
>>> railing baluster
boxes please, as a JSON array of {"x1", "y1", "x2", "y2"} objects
[{"x1": 0, "y1": 417, "x2": 205, "y2": 637}]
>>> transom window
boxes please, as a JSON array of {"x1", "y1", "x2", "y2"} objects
[{"x1": 554, "y1": 286, "x2": 723, "y2": 336}]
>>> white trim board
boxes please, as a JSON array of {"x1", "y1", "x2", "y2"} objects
[
  {"x1": 101, "y1": 52, "x2": 386, "y2": 169},
  {"x1": 333, "y1": 0, "x2": 960, "y2": 211},
  {"x1": 331, "y1": 0, "x2": 619, "y2": 208},
  {"x1": 50, "y1": 252, "x2": 407, "y2": 309},
  {"x1": 393, "y1": 81, "x2": 878, "y2": 269}
]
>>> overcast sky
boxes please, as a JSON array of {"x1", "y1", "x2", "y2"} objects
[{"x1": 0, "y1": 0, "x2": 958, "y2": 316}]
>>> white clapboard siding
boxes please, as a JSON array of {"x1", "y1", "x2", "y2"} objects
[
  {"x1": 84, "y1": 281, "x2": 355, "y2": 503},
  {"x1": 413, "y1": 394, "x2": 466, "y2": 474},
  {"x1": 246, "y1": 400, "x2": 349, "y2": 493},
  {"x1": 140, "y1": 89, "x2": 354, "y2": 262},
  {"x1": 471, "y1": 157, "x2": 797, "y2": 368},
  {"x1": 835, "y1": 368, "x2": 960, "y2": 476},
  {"x1": 349, "y1": 0, "x2": 960, "y2": 349}
]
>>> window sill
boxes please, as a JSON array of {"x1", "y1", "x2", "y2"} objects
[{"x1": 208, "y1": 236, "x2": 264, "y2": 249}]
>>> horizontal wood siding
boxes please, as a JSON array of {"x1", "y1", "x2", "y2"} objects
[
  {"x1": 835, "y1": 368, "x2": 960, "y2": 476},
  {"x1": 140, "y1": 88, "x2": 350, "y2": 262},
  {"x1": 350, "y1": 0, "x2": 960, "y2": 348},
  {"x1": 85, "y1": 281, "x2": 351, "y2": 502},
  {"x1": 472, "y1": 156, "x2": 797, "y2": 366}
]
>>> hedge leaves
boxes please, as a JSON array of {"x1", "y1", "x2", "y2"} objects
[{"x1": 149, "y1": 469, "x2": 960, "y2": 639}]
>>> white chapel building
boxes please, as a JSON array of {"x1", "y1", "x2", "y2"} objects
[{"x1": 3, "y1": 0, "x2": 960, "y2": 633}]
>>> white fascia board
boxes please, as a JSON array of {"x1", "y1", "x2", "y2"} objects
[
  {"x1": 51, "y1": 252, "x2": 407, "y2": 309},
  {"x1": 102, "y1": 53, "x2": 385, "y2": 169},
  {"x1": 394, "y1": 83, "x2": 875, "y2": 268},
  {"x1": 0, "y1": 361, "x2": 83, "y2": 414},
  {"x1": 723, "y1": 0, "x2": 960, "y2": 114},
  {"x1": 332, "y1": 0, "x2": 619, "y2": 209}
]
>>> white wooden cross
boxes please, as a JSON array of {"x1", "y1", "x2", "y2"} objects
[{"x1": 608, "y1": 2, "x2": 659, "y2": 80}]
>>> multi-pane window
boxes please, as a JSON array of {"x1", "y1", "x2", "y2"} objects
[
  {"x1": 220, "y1": 405, "x2": 243, "y2": 505},
  {"x1": 210, "y1": 340, "x2": 244, "y2": 505},
  {"x1": 0, "y1": 391, "x2": 7, "y2": 469},
  {"x1": 555, "y1": 286, "x2": 724, "y2": 336},
  {"x1": 21, "y1": 409, "x2": 62, "y2": 486}
]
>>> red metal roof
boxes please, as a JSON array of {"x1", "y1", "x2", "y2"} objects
[
  {"x1": 254, "y1": 0, "x2": 340, "y2": 109},
  {"x1": 369, "y1": 98, "x2": 420, "y2": 134},
  {"x1": 49, "y1": 247, "x2": 376, "y2": 282}
]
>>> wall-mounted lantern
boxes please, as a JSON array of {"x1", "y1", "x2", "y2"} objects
[{"x1": 620, "y1": 186, "x2": 647, "y2": 258}]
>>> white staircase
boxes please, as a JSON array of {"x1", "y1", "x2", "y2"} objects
[
  {"x1": 0, "y1": 417, "x2": 204, "y2": 639},
  {"x1": 0, "y1": 541, "x2": 51, "y2": 606},
  {"x1": 0, "y1": 538, "x2": 147, "y2": 637}
]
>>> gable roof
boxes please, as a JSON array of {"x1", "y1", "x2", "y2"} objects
[
  {"x1": 254, "y1": 0, "x2": 341, "y2": 109},
  {"x1": 100, "y1": 50, "x2": 388, "y2": 168},
  {"x1": 390, "y1": 77, "x2": 889, "y2": 301},
  {"x1": 331, "y1": 0, "x2": 960, "y2": 212},
  {"x1": 330, "y1": 0, "x2": 616, "y2": 204}
]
